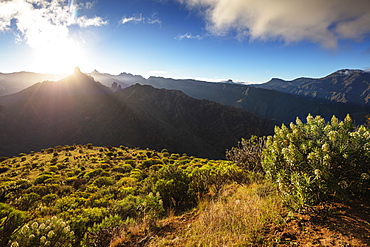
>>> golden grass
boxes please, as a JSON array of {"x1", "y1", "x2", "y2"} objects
[{"x1": 149, "y1": 181, "x2": 284, "y2": 247}]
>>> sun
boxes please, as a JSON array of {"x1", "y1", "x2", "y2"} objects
[{"x1": 30, "y1": 38, "x2": 88, "y2": 74}]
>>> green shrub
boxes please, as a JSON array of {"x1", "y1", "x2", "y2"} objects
[
  {"x1": 112, "y1": 193, "x2": 163, "y2": 220},
  {"x1": 26, "y1": 184, "x2": 58, "y2": 196},
  {"x1": 42, "y1": 194, "x2": 58, "y2": 205},
  {"x1": 82, "y1": 215, "x2": 123, "y2": 247},
  {"x1": 10, "y1": 216, "x2": 74, "y2": 247},
  {"x1": 120, "y1": 163, "x2": 133, "y2": 172},
  {"x1": 263, "y1": 114, "x2": 370, "y2": 210},
  {"x1": 112, "y1": 195, "x2": 140, "y2": 219},
  {"x1": 189, "y1": 163, "x2": 246, "y2": 197},
  {"x1": 62, "y1": 207, "x2": 109, "y2": 243},
  {"x1": 34, "y1": 174, "x2": 53, "y2": 184},
  {"x1": 15, "y1": 193, "x2": 40, "y2": 210},
  {"x1": 84, "y1": 168, "x2": 103, "y2": 179},
  {"x1": 0, "y1": 203, "x2": 26, "y2": 246},
  {"x1": 130, "y1": 169, "x2": 143, "y2": 180},
  {"x1": 152, "y1": 165, "x2": 191, "y2": 209},
  {"x1": 93, "y1": 177, "x2": 114, "y2": 187},
  {"x1": 54, "y1": 196, "x2": 85, "y2": 212}
]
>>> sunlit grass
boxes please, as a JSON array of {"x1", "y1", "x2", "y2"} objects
[{"x1": 149, "y1": 182, "x2": 284, "y2": 246}]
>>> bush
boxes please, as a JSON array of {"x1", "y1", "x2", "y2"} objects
[
  {"x1": 82, "y1": 215, "x2": 124, "y2": 247},
  {"x1": 10, "y1": 216, "x2": 74, "y2": 247},
  {"x1": 93, "y1": 177, "x2": 114, "y2": 187},
  {"x1": 84, "y1": 168, "x2": 103, "y2": 179},
  {"x1": 113, "y1": 193, "x2": 164, "y2": 220},
  {"x1": 226, "y1": 136, "x2": 266, "y2": 173},
  {"x1": 42, "y1": 194, "x2": 59, "y2": 205},
  {"x1": 152, "y1": 165, "x2": 191, "y2": 209},
  {"x1": 0, "y1": 203, "x2": 26, "y2": 246},
  {"x1": 263, "y1": 114, "x2": 370, "y2": 210},
  {"x1": 15, "y1": 193, "x2": 40, "y2": 210},
  {"x1": 54, "y1": 196, "x2": 85, "y2": 212},
  {"x1": 34, "y1": 174, "x2": 53, "y2": 184},
  {"x1": 189, "y1": 163, "x2": 246, "y2": 197}
]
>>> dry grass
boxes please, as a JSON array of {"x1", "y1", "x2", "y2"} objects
[{"x1": 148, "y1": 181, "x2": 284, "y2": 246}]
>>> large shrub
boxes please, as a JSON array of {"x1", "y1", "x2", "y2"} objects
[
  {"x1": 10, "y1": 216, "x2": 74, "y2": 247},
  {"x1": 226, "y1": 136, "x2": 266, "y2": 173},
  {"x1": 151, "y1": 165, "x2": 191, "y2": 209},
  {"x1": 263, "y1": 114, "x2": 370, "y2": 209},
  {"x1": 0, "y1": 203, "x2": 26, "y2": 246}
]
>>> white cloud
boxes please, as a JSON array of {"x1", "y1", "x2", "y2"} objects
[
  {"x1": 121, "y1": 15, "x2": 144, "y2": 25},
  {"x1": 120, "y1": 14, "x2": 161, "y2": 25},
  {"x1": 82, "y1": 1, "x2": 96, "y2": 10},
  {"x1": 0, "y1": 0, "x2": 107, "y2": 49},
  {"x1": 178, "y1": 0, "x2": 370, "y2": 48},
  {"x1": 75, "y1": 16, "x2": 107, "y2": 28},
  {"x1": 176, "y1": 33, "x2": 203, "y2": 40}
]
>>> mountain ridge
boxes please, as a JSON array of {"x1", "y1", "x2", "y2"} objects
[
  {"x1": 254, "y1": 69, "x2": 370, "y2": 106},
  {"x1": 0, "y1": 72, "x2": 272, "y2": 159},
  {"x1": 1, "y1": 68, "x2": 370, "y2": 124}
]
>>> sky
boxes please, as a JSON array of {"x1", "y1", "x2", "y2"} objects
[{"x1": 0, "y1": 0, "x2": 370, "y2": 83}]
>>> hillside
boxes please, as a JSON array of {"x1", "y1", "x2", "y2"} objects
[
  {"x1": 0, "y1": 70, "x2": 272, "y2": 159},
  {"x1": 1, "y1": 144, "x2": 369, "y2": 247},
  {"x1": 0, "y1": 144, "x2": 251, "y2": 246},
  {"x1": 254, "y1": 69, "x2": 370, "y2": 106}
]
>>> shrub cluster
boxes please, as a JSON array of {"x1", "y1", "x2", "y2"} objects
[
  {"x1": 263, "y1": 114, "x2": 370, "y2": 209},
  {"x1": 11, "y1": 216, "x2": 74, "y2": 247},
  {"x1": 0, "y1": 144, "x2": 248, "y2": 246}
]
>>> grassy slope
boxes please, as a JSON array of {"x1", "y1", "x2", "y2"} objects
[
  {"x1": 1, "y1": 145, "x2": 369, "y2": 246},
  {"x1": 0, "y1": 144, "x2": 265, "y2": 246}
]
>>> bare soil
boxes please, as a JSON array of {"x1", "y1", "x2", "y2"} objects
[{"x1": 266, "y1": 201, "x2": 370, "y2": 246}]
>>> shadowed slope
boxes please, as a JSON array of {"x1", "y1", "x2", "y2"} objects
[
  {"x1": 0, "y1": 73, "x2": 272, "y2": 159},
  {"x1": 255, "y1": 69, "x2": 370, "y2": 106}
]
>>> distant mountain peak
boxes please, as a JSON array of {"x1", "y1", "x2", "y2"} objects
[
  {"x1": 74, "y1": 66, "x2": 82, "y2": 74},
  {"x1": 334, "y1": 69, "x2": 365, "y2": 76}
]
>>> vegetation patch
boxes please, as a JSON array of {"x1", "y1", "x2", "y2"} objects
[{"x1": 1, "y1": 114, "x2": 369, "y2": 246}]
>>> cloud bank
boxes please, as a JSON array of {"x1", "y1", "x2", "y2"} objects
[
  {"x1": 179, "y1": 0, "x2": 370, "y2": 48},
  {"x1": 0, "y1": 0, "x2": 107, "y2": 49}
]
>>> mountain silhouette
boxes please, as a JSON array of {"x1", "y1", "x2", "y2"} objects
[
  {"x1": 254, "y1": 69, "x2": 370, "y2": 106},
  {"x1": 138, "y1": 76, "x2": 370, "y2": 124},
  {"x1": 1, "y1": 68, "x2": 369, "y2": 126},
  {"x1": 0, "y1": 72, "x2": 272, "y2": 159}
]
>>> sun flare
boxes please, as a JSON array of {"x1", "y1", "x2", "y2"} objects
[{"x1": 31, "y1": 39, "x2": 88, "y2": 74}]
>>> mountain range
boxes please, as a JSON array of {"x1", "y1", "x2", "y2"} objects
[
  {"x1": 1, "y1": 68, "x2": 370, "y2": 158},
  {"x1": 3, "y1": 69, "x2": 370, "y2": 108},
  {"x1": 90, "y1": 69, "x2": 370, "y2": 124},
  {"x1": 0, "y1": 69, "x2": 272, "y2": 159},
  {"x1": 253, "y1": 69, "x2": 370, "y2": 106}
]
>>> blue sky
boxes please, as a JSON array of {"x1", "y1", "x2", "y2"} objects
[{"x1": 0, "y1": 0, "x2": 369, "y2": 83}]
